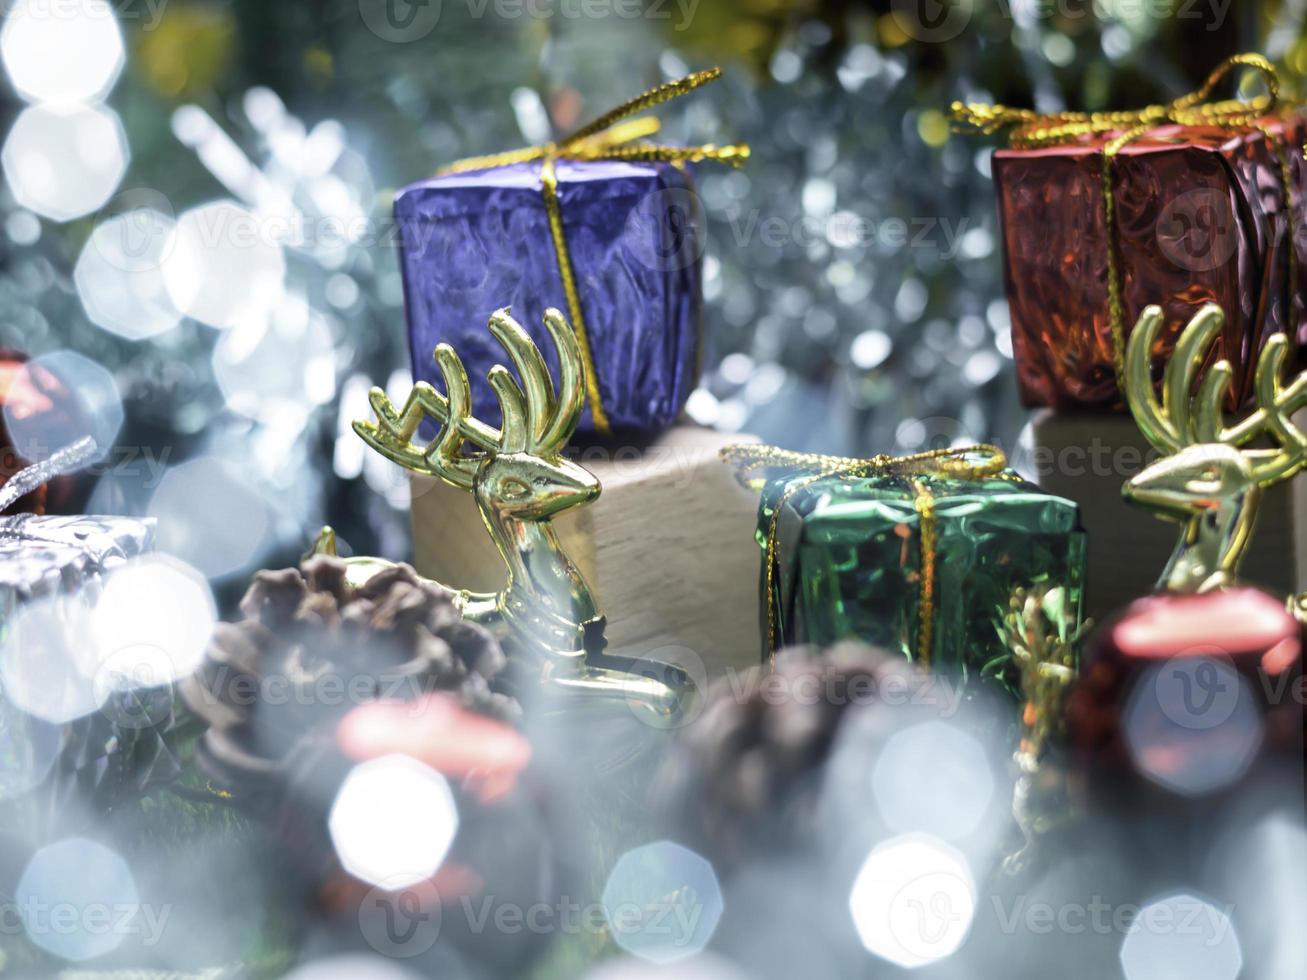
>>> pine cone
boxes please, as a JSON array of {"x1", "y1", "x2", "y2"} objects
[
  {"x1": 654, "y1": 642, "x2": 909, "y2": 871},
  {"x1": 181, "y1": 556, "x2": 517, "y2": 800}
]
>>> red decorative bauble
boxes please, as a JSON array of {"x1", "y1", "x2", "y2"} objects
[
  {"x1": 0, "y1": 351, "x2": 84, "y2": 514},
  {"x1": 1108, "y1": 589, "x2": 1300, "y2": 675},
  {"x1": 1067, "y1": 587, "x2": 1302, "y2": 805},
  {"x1": 0, "y1": 350, "x2": 47, "y2": 515}
]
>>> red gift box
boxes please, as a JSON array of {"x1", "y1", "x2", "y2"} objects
[{"x1": 960, "y1": 54, "x2": 1307, "y2": 411}]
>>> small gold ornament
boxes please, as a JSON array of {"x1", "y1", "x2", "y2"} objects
[
  {"x1": 1122, "y1": 303, "x2": 1307, "y2": 592},
  {"x1": 998, "y1": 584, "x2": 1082, "y2": 874},
  {"x1": 318, "y1": 307, "x2": 693, "y2": 724}
]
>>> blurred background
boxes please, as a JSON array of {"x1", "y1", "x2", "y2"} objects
[
  {"x1": 1, "y1": 6, "x2": 1306, "y2": 980},
  {"x1": 2, "y1": 0, "x2": 1305, "y2": 598}
]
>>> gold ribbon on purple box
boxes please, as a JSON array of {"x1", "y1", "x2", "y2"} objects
[{"x1": 440, "y1": 68, "x2": 749, "y2": 434}]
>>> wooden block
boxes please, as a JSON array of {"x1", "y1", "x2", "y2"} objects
[
  {"x1": 410, "y1": 425, "x2": 764, "y2": 681},
  {"x1": 1030, "y1": 410, "x2": 1306, "y2": 624}
]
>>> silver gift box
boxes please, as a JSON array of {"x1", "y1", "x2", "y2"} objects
[{"x1": 0, "y1": 514, "x2": 155, "y2": 625}]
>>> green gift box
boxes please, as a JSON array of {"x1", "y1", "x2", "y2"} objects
[{"x1": 751, "y1": 452, "x2": 1087, "y2": 695}]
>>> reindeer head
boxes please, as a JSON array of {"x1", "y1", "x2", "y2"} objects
[
  {"x1": 1122, "y1": 303, "x2": 1306, "y2": 591},
  {"x1": 1124, "y1": 443, "x2": 1253, "y2": 519},
  {"x1": 354, "y1": 307, "x2": 598, "y2": 516}
]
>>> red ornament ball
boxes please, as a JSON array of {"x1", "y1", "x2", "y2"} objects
[{"x1": 1067, "y1": 587, "x2": 1302, "y2": 804}]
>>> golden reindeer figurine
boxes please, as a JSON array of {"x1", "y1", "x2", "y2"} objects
[
  {"x1": 326, "y1": 306, "x2": 692, "y2": 723},
  {"x1": 1122, "y1": 303, "x2": 1306, "y2": 593}
]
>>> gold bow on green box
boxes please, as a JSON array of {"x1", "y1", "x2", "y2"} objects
[{"x1": 722, "y1": 444, "x2": 1088, "y2": 697}]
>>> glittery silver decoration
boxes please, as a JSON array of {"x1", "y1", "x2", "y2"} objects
[
  {"x1": 0, "y1": 513, "x2": 154, "y2": 620},
  {"x1": 0, "y1": 436, "x2": 97, "y2": 513}
]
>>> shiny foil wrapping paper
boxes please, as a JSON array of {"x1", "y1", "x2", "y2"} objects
[
  {"x1": 758, "y1": 470, "x2": 1086, "y2": 693},
  {"x1": 394, "y1": 159, "x2": 702, "y2": 435},
  {"x1": 994, "y1": 115, "x2": 1307, "y2": 410},
  {"x1": 0, "y1": 514, "x2": 154, "y2": 625}
]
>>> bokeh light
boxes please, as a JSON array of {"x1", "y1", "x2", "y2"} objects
[
  {"x1": 1119, "y1": 892, "x2": 1242, "y2": 980},
  {"x1": 0, "y1": 0, "x2": 125, "y2": 106},
  {"x1": 75, "y1": 209, "x2": 181, "y2": 341},
  {"x1": 86, "y1": 460, "x2": 157, "y2": 518},
  {"x1": 162, "y1": 200, "x2": 286, "y2": 329},
  {"x1": 147, "y1": 456, "x2": 273, "y2": 579},
  {"x1": 584, "y1": 953, "x2": 752, "y2": 980},
  {"x1": 601, "y1": 840, "x2": 723, "y2": 965},
  {"x1": 850, "y1": 329, "x2": 893, "y2": 370},
  {"x1": 89, "y1": 555, "x2": 217, "y2": 694},
  {"x1": 6, "y1": 207, "x2": 40, "y2": 245},
  {"x1": 211, "y1": 293, "x2": 338, "y2": 428},
  {"x1": 1123, "y1": 658, "x2": 1263, "y2": 797},
  {"x1": 1, "y1": 104, "x2": 128, "y2": 221},
  {"x1": 282, "y1": 956, "x2": 425, "y2": 980},
  {"x1": 871, "y1": 721, "x2": 995, "y2": 840},
  {"x1": 15, "y1": 837, "x2": 139, "y2": 961},
  {"x1": 848, "y1": 833, "x2": 976, "y2": 969},
  {"x1": 0, "y1": 349, "x2": 122, "y2": 463},
  {"x1": 0, "y1": 596, "x2": 101, "y2": 723},
  {"x1": 329, "y1": 754, "x2": 459, "y2": 889},
  {"x1": 1207, "y1": 813, "x2": 1307, "y2": 977}
]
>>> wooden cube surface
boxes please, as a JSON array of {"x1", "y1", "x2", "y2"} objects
[{"x1": 409, "y1": 425, "x2": 764, "y2": 681}]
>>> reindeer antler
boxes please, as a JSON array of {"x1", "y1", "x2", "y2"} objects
[
  {"x1": 1249, "y1": 332, "x2": 1307, "y2": 483},
  {"x1": 354, "y1": 307, "x2": 585, "y2": 488},
  {"x1": 1125, "y1": 303, "x2": 1307, "y2": 482}
]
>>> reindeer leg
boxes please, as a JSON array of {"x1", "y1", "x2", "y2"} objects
[{"x1": 542, "y1": 654, "x2": 697, "y2": 730}]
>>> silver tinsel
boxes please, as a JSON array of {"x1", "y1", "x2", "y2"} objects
[{"x1": 0, "y1": 7, "x2": 1042, "y2": 579}]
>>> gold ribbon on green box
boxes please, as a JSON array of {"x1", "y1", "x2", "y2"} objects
[{"x1": 721, "y1": 443, "x2": 1011, "y2": 666}]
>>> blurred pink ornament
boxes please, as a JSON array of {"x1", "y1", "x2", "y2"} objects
[{"x1": 337, "y1": 692, "x2": 531, "y2": 803}]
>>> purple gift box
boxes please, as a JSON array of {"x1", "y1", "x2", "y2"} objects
[{"x1": 394, "y1": 158, "x2": 704, "y2": 435}]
